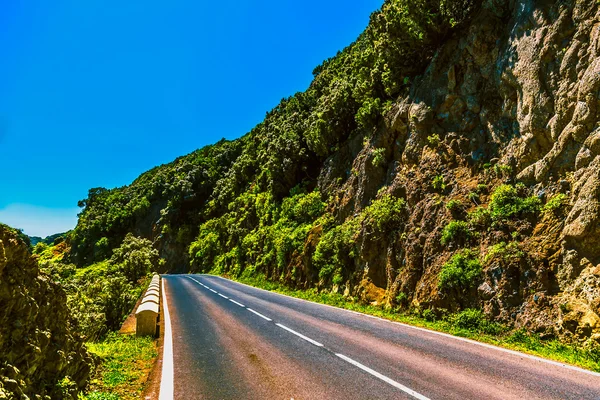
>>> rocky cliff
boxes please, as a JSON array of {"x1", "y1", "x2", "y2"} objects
[
  {"x1": 0, "y1": 225, "x2": 91, "y2": 399},
  {"x1": 345, "y1": 0, "x2": 600, "y2": 342},
  {"x1": 67, "y1": 0, "x2": 600, "y2": 347}
]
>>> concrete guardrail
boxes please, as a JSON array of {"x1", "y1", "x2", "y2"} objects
[{"x1": 135, "y1": 274, "x2": 160, "y2": 336}]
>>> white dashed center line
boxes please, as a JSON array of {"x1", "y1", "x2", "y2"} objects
[
  {"x1": 187, "y1": 276, "x2": 208, "y2": 289},
  {"x1": 218, "y1": 293, "x2": 229, "y2": 299},
  {"x1": 335, "y1": 354, "x2": 430, "y2": 400},
  {"x1": 275, "y1": 323, "x2": 323, "y2": 347},
  {"x1": 246, "y1": 308, "x2": 272, "y2": 321},
  {"x1": 229, "y1": 299, "x2": 245, "y2": 307}
]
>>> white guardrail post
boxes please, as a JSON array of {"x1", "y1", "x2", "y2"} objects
[{"x1": 135, "y1": 274, "x2": 160, "y2": 336}]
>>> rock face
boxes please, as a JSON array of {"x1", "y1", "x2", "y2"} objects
[
  {"x1": 315, "y1": 0, "x2": 600, "y2": 342},
  {"x1": 0, "y1": 226, "x2": 91, "y2": 399}
]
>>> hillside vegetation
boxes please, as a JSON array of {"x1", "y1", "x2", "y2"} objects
[{"x1": 32, "y1": 0, "x2": 600, "y2": 379}]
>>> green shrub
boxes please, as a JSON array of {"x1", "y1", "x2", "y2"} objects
[
  {"x1": 110, "y1": 234, "x2": 159, "y2": 282},
  {"x1": 314, "y1": 194, "x2": 404, "y2": 283},
  {"x1": 362, "y1": 194, "x2": 406, "y2": 232},
  {"x1": 332, "y1": 272, "x2": 344, "y2": 285},
  {"x1": 438, "y1": 249, "x2": 482, "y2": 291},
  {"x1": 356, "y1": 97, "x2": 382, "y2": 129},
  {"x1": 189, "y1": 219, "x2": 224, "y2": 270},
  {"x1": 93, "y1": 237, "x2": 111, "y2": 262},
  {"x1": 543, "y1": 193, "x2": 568, "y2": 213},
  {"x1": 584, "y1": 340, "x2": 600, "y2": 364},
  {"x1": 440, "y1": 0, "x2": 479, "y2": 26},
  {"x1": 56, "y1": 376, "x2": 77, "y2": 398},
  {"x1": 432, "y1": 175, "x2": 446, "y2": 191},
  {"x1": 468, "y1": 206, "x2": 491, "y2": 227},
  {"x1": 427, "y1": 134, "x2": 441, "y2": 147},
  {"x1": 395, "y1": 292, "x2": 408, "y2": 305},
  {"x1": 492, "y1": 164, "x2": 512, "y2": 177},
  {"x1": 33, "y1": 242, "x2": 49, "y2": 255},
  {"x1": 63, "y1": 235, "x2": 159, "y2": 340},
  {"x1": 440, "y1": 221, "x2": 470, "y2": 246},
  {"x1": 371, "y1": 148, "x2": 386, "y2": 167},
  {"x1": 422, "y1": 308, "x2": 436, "y2": 322},
  {"x1": 314, "y1": 221, "x2": 358, "y2": 282},
  {"x1": 445, "y1": 199, "x2": 463, "y2": 214},
  {"x1": 67, "y1": 269, "x2": 142, "y2": 340},
  {"x1": 484, "y1": 241, "x2": 524, "y2": 263},
  {"x1": 449, "y1": 308, "x2": 503, "y2": 334},
  {"x1": 281, "y1": 191, "x2": 326, "y2": 223},
  {"x1": 489, "y1": 184, "x2": 541, "y2": 221}
]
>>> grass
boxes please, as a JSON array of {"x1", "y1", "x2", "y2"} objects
[
  {"x1": 217, "y1": 272, "x2": 600, "y2": 372},
  {"x1": 80, "y1": 333, "x2": 158, "y2": 400}
]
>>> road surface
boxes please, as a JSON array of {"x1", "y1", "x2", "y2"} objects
[{"x1": 159, "y1": 274, "x2": 600, "y2": 399}]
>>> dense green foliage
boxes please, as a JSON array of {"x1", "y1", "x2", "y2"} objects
[
  {"x1": 439, "y1": 184, "x2": 544, "y2": 243},
  {"x1": 488, "y1": 184, "x2": 541, "y2": 222},
  {"x1": 440, "y1": 220, "x2": 471, "y2": 246},
  {"x1": 42, "y1": 235, "x2": 159, "y2": 340},
  {"x1": 449, "y1": 309, "x2": 504, "y2": 335},
  {"x1": 438, "y1": 249, "x2": 482, "y2": 291},
  {"x1": 543, "y1": 193, "x2": 568, "y2": 213},
  {"x1": 70, "y1": 139, "x2": 244, "y2": 266},
  {"x1": 313, "y1": 194, "x2": 405, "y2": 283}
]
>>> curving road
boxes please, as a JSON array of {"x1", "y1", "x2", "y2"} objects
[{"x1": 159, "y1": 274, "x2": 600, "y2": 400}]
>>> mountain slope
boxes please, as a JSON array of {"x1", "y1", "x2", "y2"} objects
[{"x1": 68, "y1": 0, "x2": 600, "y2": 347}]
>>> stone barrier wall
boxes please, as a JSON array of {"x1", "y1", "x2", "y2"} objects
[{"x1": 135, "y1": 275, "x2": 160, "y2": 336}]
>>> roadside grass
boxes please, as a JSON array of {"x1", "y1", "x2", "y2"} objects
[
  {"x1": 80, "y1": 333, "x2": 157, "y2": 400},
  {"x1": 216, "y1": 272, "x2": 600, "y2": 373}
]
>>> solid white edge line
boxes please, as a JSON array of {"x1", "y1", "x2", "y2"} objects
[
  {"x1": 203, "y1": 275, "x2": 600, "y2": 377},
  {"x1": 229, "y1": 299, "x2": 245, "y2": 307},
  {"x1": 159, "y1": 278, "x2": 174, "y2": 400},
  {"x1": 218, "y1": 293, "x2": 229, "y2": 299},
  {"x1": 275, "y1": 323, "x2": 323, "y2": 347},
  {"x1": 246, "y1": 308, "x2": 272, "y2": 321},
  {"x1": 336, "y1": 353, "x2": 429, "y2": 400}
]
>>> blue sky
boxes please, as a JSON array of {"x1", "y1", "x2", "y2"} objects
[{"x1": 0, "y1": 0, "x2": 382, "y2": 237}]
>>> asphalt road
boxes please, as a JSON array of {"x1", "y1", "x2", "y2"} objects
[{"x1": 161, "y1": 274, "x2": 600, "y2": 400}]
